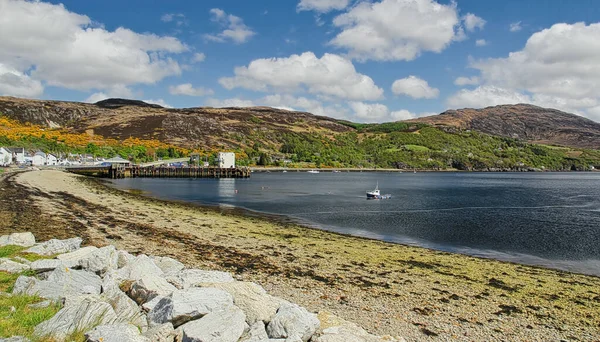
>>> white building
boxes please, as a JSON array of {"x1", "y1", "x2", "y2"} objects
[
  {"x1": 6, "y1": 147, "x2": 25, "y2": 164},
  {"x1": 0, "y1": 147, "x2": 11, "y2": 166},
  {"x1": 32, "y1": 152, "x2": 46, "y2": 166},
  {"x1": 46, "y1": 153, "x2": 58, "y2": 165},
  {"x1": 218, "y1": 152, "x2": 235, "y2": 168}
]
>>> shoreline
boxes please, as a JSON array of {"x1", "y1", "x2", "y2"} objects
[{"x1": 1, "y1": 170, "x2": 600, "y2": 341}]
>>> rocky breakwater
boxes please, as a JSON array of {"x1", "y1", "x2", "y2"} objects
[{"x1": 0, "y1": 232, "x2": 404, "y2": 342}]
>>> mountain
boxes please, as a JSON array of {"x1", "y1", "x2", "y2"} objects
[
  {"x1": 408, "y1": 104, "x2": 600, "y2": 150},
  {"x1": 1, "y1": 96, "x2": 599, "y2": 171}
]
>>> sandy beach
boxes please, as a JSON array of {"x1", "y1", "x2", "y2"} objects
[{"x1": 1, "y1": 169, "x2": 599, "y2": 341}]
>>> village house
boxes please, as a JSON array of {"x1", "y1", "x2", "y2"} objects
[
  {"x1": 0, "y1": 147, "x2": 11, "y2": 166},
  {"x1": 6, "y1": 147, "x2": 25, "y2": 164}
]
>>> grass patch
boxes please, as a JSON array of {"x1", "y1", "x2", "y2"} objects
[
  {"x1": 0, "y1": 245, "x2": 51, "y2": 263},
  {"x1": 0, "y1": 293, "x2": 61, "y2": 339},
  {"x1": 403, "y1": 144, "x2": 430, "y2": 152},
  {"x1": 0, "y1": 270, "x2": 36, "y2": 292}
]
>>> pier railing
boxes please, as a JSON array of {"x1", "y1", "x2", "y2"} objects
[{"x1": 66, "y1": 165, "x2": 251, "y2": 179}]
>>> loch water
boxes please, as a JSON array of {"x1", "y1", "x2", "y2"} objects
[{"x1": 110, "y1": 172, "x2": 600, "y2": 276}]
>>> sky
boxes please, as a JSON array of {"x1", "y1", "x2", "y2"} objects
[{"x1": 1, "y1": 0, "x2": 600, "y2": 123}]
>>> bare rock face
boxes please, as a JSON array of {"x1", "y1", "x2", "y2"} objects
[
  {"x1": 148, "y1": 287, "x2": 234, "y2": 327},
  {"x1": 178, "y1": 306, "x2": 248, "y2": 342},
  {"x1": 0, "y1": 232, "x2": 36, "y2": 247},
  {"x1": 25, "y1": 237, "x2": 82, "y2": 256},
  {"x1": 267, "y1": 303, "x2": 320, "y2": 342}
]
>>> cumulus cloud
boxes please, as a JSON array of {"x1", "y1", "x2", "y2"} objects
[
  {"x1": 348, "y1": 102, "x2": 430, "y2": 122},
  {"x1": 391, "y1": 76, "x2": 439, "y2": 99},
  {"x1": 510, "y1": 21, "x2": 522, "y2": 32},
  {"x1": 191, "y1": 53, "x2": 206, "y2": 63},
  {"x1": 475, "y1": 39, "x2": 487, "y2": 47},
  {"x1": 143, "y1": 99, "x2": 172, "y2": 108},
  {"x1": 329, "y1": 0, "x2": 467, "y2": 61},
  {"x1": 0, "y1": 63, "x2": 43, "y2": 98},
  {"x1": 83, "y1": 85, "x2": 134, "y2": 103},
  {"x1": 169, "y1": 83, "x2": 214, "y2": 97},
  {"x1": 454, "y1": 76, "x2": 480, "y2": 86},
  {"x1": 297, "y1": 0, "x2": 350, "y2": 13},
  {"x1": 204, "y1": 8, "x2": 255, "y2": 44},
  {"x1": 447, "y1": 22, "x2": 600, "y2": 120},
  {"x1": 205, "y1": 97, "x2": 256, "y2": 107},
  {"x1": 462, "y1": 13, "x2": 486, "y2": 32},
  {"x1": 219, "y1": 52, "x2": 384, "y2": 101},
  {"x1": 0, "y1": 0, "x2": 187, "y2": 97}
]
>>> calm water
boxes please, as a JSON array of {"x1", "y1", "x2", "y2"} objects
[{"x1": 110, "y1": 172, "x2": 600, "y2": 276}]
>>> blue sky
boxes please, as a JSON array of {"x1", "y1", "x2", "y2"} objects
[{"x1": 1, "y1": 0, "x2": 600, "y2": 122}]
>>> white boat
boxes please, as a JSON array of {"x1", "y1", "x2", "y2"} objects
[
  {"x1": 307, "y1": 170, "x2": 319, "y2": 174},
  {"x1": 332, "y1": 170, "x2": 341, "y2": 173},
  {"x1": 366, "y1": 182, "x2": 380, "y2": 199}
]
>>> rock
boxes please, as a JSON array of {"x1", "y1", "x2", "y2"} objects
[
  {"x1": 0, "y1": 337, "x2": 31, "y2": 342},
  {"x1": 85, "y1": 323, "x2": 150, "y2": 342},
  {"x1": 312, "y1": 312, "x2": 404, "y2": 342},
  {"x1": 127, "y1": 274, "x2": 177, "y2": 305},
  {"x1": 148, "y1": 287, "x2": 234, "y2": 328},
  {"x1": 0, "y1": 258, "x2": 30, "y2": 273},
  {"x1": 78, "y1": 245, "x2": 119, "y2": 275},
  {"x1": 100, "y1": 273, "x2": 148, "y2": 330},
  {"x1": 143, "y1": 322, "x2": 176, "y2": 342},
  {"x1": 34, "y1": 295, "x2": 118, "y2": 340},
  {"x1": 267, "y1": 303, "x2": 319, "y2": 342},
  {"x1": 204, "y1": 282, "x2": 284, "y2": 324},
  {"x1": 27, "y1": 300, "x2": 52, "y2": 309},
  {"x1": 120, "y1": 254, "x2": 164, "y2": 281},
  {"x1": 239, "y1": 321, "x2": 270, "y2": 342},
  {"x1": 117, "y1": 250, "x2": 136, "y2": 268},
  {"x1": 142, "y1": 295, "x2": 164, "y2": 312},
  {"x1": 178, "y1": 306, "x2": 247, "y2": 342},
  {"x1": 12, "y1": 256, "x2": 32, "y2": 265},
  {"x1": 12, "y1": 275, "x2": 37, "y2": 295},
  {"x1": 165, "y1": 269, "x2": 234, "y2": 289},
  {"x1": 30, "y1": 259, "x2": 75, "y2": 273},
  {"x1": 25, "y1": 237, "x2": 82, "y2": 256},
  {"x1": 56, "y1": 246, "x2": 98, "y2": 262},
  {"x1": 0, "y1": 232, "x2": 36, "y2": 247},
  {"x1": 16, "y1": 267, "x2": 102, "y2": 301},
  {"x1": 151, "y1": 255, "x2": 185, "y2": 274}
]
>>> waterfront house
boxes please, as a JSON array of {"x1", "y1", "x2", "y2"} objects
[
  {"x1": 0, "y1": 147, "x2": 11, "y2": 166},
  {"x1": 103, "y1": 156, "x2": 131, "y2": 167},
  {"x1": 46, "y1": 153, "x2": 58, "y2": 165},
  {"x1": 32, "y1": 151, "x2": 46, "y2": 166},
  {"x1": 6, "y1": 147, "x2": 25, "y2": 164}
]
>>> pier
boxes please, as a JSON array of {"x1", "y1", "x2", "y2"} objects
[{"x1": 66, "y1": 165, "x2": 251, "y2": 179}]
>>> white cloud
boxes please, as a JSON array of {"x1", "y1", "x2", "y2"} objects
[
  {"x1": 475, "y1": 39, "x2": 487, "y2": 47},
  {"x1": 297, "y1": 0, "x2": 350, "y2": 13},
  {"x1": 169, "y1": 83, "x2": 214, "y2": 97},
  {"x1": 391, "y1": 76, "x2": 439, "y2": 99},
  {"x1": 348, "y1": 102, "x2": 430, "y2": 122},
  {"x1": 219, "y1": 52, "x2": 384, "y2": 101},
  {"x1": 161, "y1": 13, "x2": 185, "y2": 24},
  {"x1": 509, "y1": 21, "x2": 522, "y2": 32},
  {"x1": 329, "y1": 0, "x2": 465, "y2": 61},
  {"x1": 143, "y1": 99, "x2": 172, "y2": 108},
  {"x1": 0, "y1": 0, "x2": 187, "y2": 96},
  {"x1": 0, "y1": 63, "x2": 43, "y2": 98},
  {"x1": 446, "y1": 86, "x2": 531, "y2": 108},
  {"x1": 84, "y1": 85, "x2": 134, "y2": 103},
  {"x1": 205, "y1": 97, "x2": 256, "y2": 107},
  {"x1": 191, "y1": 53, "x2": 206, "y2": 63},
  {"x1": 204, "y1": 8, "x2": 255, "y2": 44},
  {"x1": 454, "y1": 76, "x2": 480, "y2": 86},
  {"x1": 462, "y1": 13, "x2": 486, "y2": 32}
]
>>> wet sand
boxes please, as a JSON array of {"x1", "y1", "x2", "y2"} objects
[{"x1": 1, "y1": 169, "x2": 599, "y2": 341}]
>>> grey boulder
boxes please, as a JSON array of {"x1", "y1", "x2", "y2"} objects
[
  {"x1": 143, "y1": 322, "x2": 178, "y2": 342},
  {"x1": 85, "y1": 323, "x2": 150, "y2": 342},
  {"x1": 165, "y1": 268, "x2": 234, "y2": 289},
  {"x1": 14, "y1": 267, "x2": 102, "y2": 301},
  {"x1": 178, "y1": 305, "x2": 247, "y2": 342},
  {"x1": 25, "y1": 237, "x2": 82, "y2": 256},
  {"x1": 34, "y1": 295, "x2": 118, "y2": 340},
  {"x1": 148, "y1": 287, "x2": 233, "y2": 327},
  {"x1": 0, "y1": 258, "x2": 30, "y2": 273},
  {"x1": 151, "y1": 255, "x2": 185, "y2": 274},
  {"x1": 78, "y1": 245, "x2": 119, "y2": 275},
  {"x1": 127, "y1": 274, "x2": 177, "y2": 305},
  {"x1": 267, "y1": 303, "x2": 319, "y2": 342},
  {"x1": 56, "y1": 246, "x2": 98, "y2": 263},
  {"x1": 0, "y1": 232, "x2": 35, "y2": 247},
  {"x1": 30, "y1": 259, "x2": 75, "y2": 273}
]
